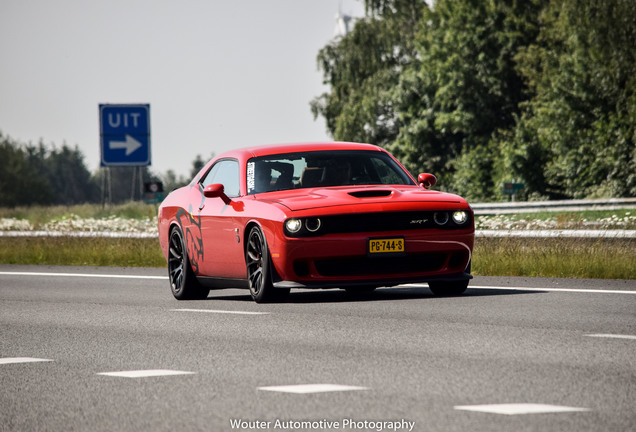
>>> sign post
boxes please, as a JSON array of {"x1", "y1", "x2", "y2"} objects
[
  {"x1": 502, "y1": 182, "x2": 525, "y2": 201},
  {"x1": 99, "y1": 104, "x2": 151, "y2": 203}
]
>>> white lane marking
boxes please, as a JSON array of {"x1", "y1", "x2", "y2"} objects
[
  {"x1": 0, "y1": 271, "x2": 167, "y2": 280},
  {"x1": 0, "y1": 357, "x2": 53, "y2": 365},
  {"x1": 454, "y1": 403, "x2": 590, "y2": 415},
  {"x1": 402, "y1": 284, "x2": 636, "y2": 295},
  {"x1": 258, "y1": 384, "x2": 368, "y2": 394},
  {"x1": 470, "y1": 285, "x2": 636, "y2": 295},
  {"x1": 585, "y1": 334, "x2": 636, "y2": 341},
  {"x1": 171, "y1": 308, "x2": 269, "y2": 315},
  {"x1": 97, "y1": 369, "x2": 195, "y2": 378},
  {"x1": 3, "y1": 272, "x2": 634, "y2": 295}
]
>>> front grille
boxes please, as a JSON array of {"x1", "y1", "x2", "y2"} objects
[
  {"x1": 314, "y1": 253, "x2": 447, "y2": 277},
  {"x1": 318, "y1": 211, "x2": 469, "y2": 235}
]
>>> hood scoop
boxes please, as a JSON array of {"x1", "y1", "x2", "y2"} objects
[{"x1": 349, "y1": 190, "x2": 393, "y2": 198}]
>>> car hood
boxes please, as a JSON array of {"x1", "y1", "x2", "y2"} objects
[{"x1": 257, "y1": 186, "x2": 468, "y2": 212}]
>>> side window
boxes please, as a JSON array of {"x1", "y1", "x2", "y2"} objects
[{"x1": 201, "y1": 159, "x2": 240, "y2": 197}]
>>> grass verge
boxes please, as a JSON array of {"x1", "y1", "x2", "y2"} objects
[
  {"x1": 0, "y1": 237, "x2": 166, "y2": 268},
  {"x1": 473, "y1": 237, "x2": 635, "y2": 279},
  {"x1": 1, "y1": 236, "x2": 634, "y2": 279}
]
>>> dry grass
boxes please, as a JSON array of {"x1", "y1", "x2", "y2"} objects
[
  {"x1": 473, "y1": 237, "x2": 636, "y2": 279},
  {"x1": 0, "y1": 237, "x2": 166, "y2": 268}
]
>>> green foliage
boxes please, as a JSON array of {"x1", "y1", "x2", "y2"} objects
[
  {"x1": 158, "y1": 169, "x2": 189, "y2": 194},
  {"x1": 0, "y1": 133, "x2": 97, "y2": 206},
  {"x1": 513, "y1": 0, "x2": 636, "y2": 198},
  {"x1": 311, "y1": 0, "x2": 426, "y2": 147},
  {"x1": 313, "y1": 0, "x2": 635, "y2": 200},
  {"x1": 0, "y1": 134, "x2": 52, "y2": 206},
  {"x1": 474, "y1": 237, "x2": 636, "y2": 279},
  {"x1": 190, "y1": 154, "x2": 207, "y2": 178},
  {"x1": 45, "y1": 144, "x2": 98, "y2": 204},
  {"x1": 92, "y1": 166, "x2": 156, "y2": 204},
  {"x1": 453, "y1": 141, "x2": 502, "y2": 201},
  {"x1": 0, "y1": 131, "x2": 212, "y2": 207},
  {"x1": 0, "y1": 237, "x2": 165, "y2": 267}
]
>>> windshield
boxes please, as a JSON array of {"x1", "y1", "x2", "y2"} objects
[{"x1": 246, "y1": 150, "x2": 415, "y2": 195}]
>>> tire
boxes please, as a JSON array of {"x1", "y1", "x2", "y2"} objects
[
  {"x1": 428, "y1": 280, "x2": 469, "y2": 296},
  {"x1": 246, "y1": 226, "x2": 289, "y2": 303},
  {"x1": 168, "y1": 226, "x2": 209, "y2": 300}
]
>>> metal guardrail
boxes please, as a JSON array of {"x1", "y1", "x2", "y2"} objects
[
  {"x1": 476, "y1": 230, "x2": 636, "y2": 238},
  {"x1": 471, "y1": 197, "x2": 636, "y2": 215}
]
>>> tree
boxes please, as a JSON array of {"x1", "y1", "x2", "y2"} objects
[
  {"x1": 313, "y1": 0, "x2": 634, "y2": 200},
  {"x1": 157, "y1": 169, "x2": 188, "y2": 193},
  {"x1": 0, "y1": 134, "x2": 51, "y2": 206},
  {"x1": 393, "y1": 0, "x2": 543, "y2": 194},
  {"x1": 312, "y1": 0, "x2": 543, "y2": 196},
  {"x1": 43, "y1": 143, "x2": 99, "y2": 205},
  {"x1": 92, "y1": 166, "x2": 156, "y2": 204},
  {"x1": 311, "y1": 0, "x2": 426, "y2": 148},
  {"x1": 190, "y1": 154, "x2": 207, "y2": 179},
  {"x1": 511, "y1": 0, "x2": 636, "y2": 198},
  {"x1": 0, "y1": 135, "x2": 103, "y2": 206}
]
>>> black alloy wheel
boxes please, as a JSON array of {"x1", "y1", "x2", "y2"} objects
[
  {"x1": 168, "y1": 226, "x2": 209, "y2": 300},
  {"x1": 246, "y1": 226, "x2": 288, "y2": 303}
]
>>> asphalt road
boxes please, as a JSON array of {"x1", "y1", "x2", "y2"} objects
[{"x1": 1, "y1": 264, "x2": 634, "y2": 432}]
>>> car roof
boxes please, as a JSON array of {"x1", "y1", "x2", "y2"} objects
[{"x1": 217, "y1": 142, "x2": 385, "y2": 160}]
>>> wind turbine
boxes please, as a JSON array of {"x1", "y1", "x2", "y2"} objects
[{"x1": 334, "y1": 3, "x2": 353, "y2": 37}]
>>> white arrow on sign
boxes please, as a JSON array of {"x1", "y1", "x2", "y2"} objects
[{"x1": 109, "y1": 135, "x2": 142, "y2": 156}]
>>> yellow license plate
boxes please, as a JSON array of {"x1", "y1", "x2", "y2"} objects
[{"x1": 368, "y1": 237, "x2": 405, "y2": 255}]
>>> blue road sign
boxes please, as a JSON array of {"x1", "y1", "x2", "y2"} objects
[{"x1": 100, "y1": 104, "x2": 151, "y2": 166}]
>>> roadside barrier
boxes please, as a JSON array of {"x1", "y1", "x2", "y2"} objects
[{"x1": 472, "y1": 197, "x2": 636, "y2": 215}]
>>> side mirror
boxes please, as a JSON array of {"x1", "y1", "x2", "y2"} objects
[
  {"x1": 203, "y1": 183, "x2": 231, "y2": 205},
  {"x1": 418, "y1": 173, "x2": 437, "y2": 188}
]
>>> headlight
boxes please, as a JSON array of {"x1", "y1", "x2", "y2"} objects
[
  {"x1": 452, "y1": 211, "x2": 468, "y2": 225},
  {"x1": 434, "y1": 212, "x2": 449, "y2": 225},
  {"x1": 305, "y1": 217, "x2": 322, "y2": 233},
  {"x1": 285, "y1": 218, "x2": 302, "y2": 233}
]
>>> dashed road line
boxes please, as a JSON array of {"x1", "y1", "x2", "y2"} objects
[
  {"x1": 585, "y1": 334, "x2": 636, "y2": 340},
  {"x1": 454, "y1": 403, "x2": 590, "y2": 415},
  {"x1": 258, "y1": 384, "x2": 368, "y2": 394},
  {"x1": 0, "y1": 357, "x2": 53, "y2": 365},
  {"x1": 171, "y1": 308, "x2": 269, "y2": 315},
  {"x1": 97, "y1": 370, "x2": 195, "y2": 378}
]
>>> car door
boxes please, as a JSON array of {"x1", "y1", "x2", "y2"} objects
[{"x1": 196, "y1": 158, "x2": 247, "y2": 279}]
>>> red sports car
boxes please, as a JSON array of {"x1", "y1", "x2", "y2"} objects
[{"x1": 158, "y1": 142, "x2": 474, "y2": 303}]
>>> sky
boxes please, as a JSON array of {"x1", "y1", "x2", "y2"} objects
[{"x1": 0, "y1": 0, "x2": 365, "y2": 178}]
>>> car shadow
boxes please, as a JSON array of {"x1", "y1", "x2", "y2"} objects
[{"x1": 203, "y1": 286, "x2": 541, "y2": 304}]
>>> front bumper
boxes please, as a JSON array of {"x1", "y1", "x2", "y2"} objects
[{"x1": 269, "y1": 230, "x2": 474, "y2": 288}]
